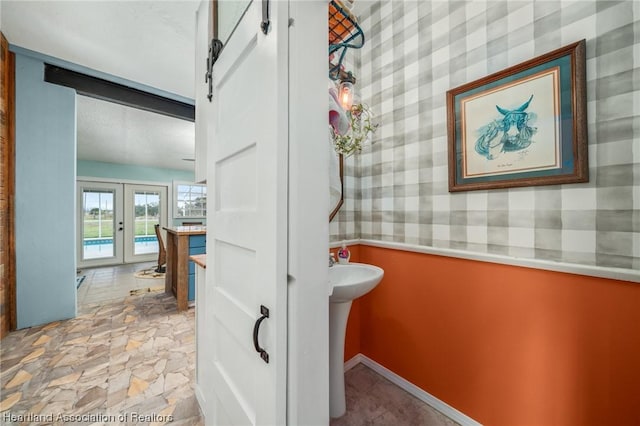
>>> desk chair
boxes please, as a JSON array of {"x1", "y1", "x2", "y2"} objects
[{"x1": 154, "y1": 224, "x2": 167, "y2": 273}]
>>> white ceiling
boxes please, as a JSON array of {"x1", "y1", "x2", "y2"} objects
[
  {"x1": 1, "y1": 0, "x2": 200, "y2": 172},
  {"x1": 1, "y1": 0, "x2": 199, "y2": 98},
  {"x1": 77, "y1": 95, "x2": 195, "y2": 171}
]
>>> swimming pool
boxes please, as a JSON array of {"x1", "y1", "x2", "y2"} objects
[
  {"x1": 83, "y1": 236, "x2": 157, "y2": 246},
  {"x1": 82, "y1": 236, "x2": 159, "y2": 259}
]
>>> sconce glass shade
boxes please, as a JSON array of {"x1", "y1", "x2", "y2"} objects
[{"x1": 338, "y1": 81, "x2": 354, "y2": 111}]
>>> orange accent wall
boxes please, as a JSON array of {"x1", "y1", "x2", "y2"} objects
[{"x1": 344, "y1": 244, "x2": 640, "y2": 426}]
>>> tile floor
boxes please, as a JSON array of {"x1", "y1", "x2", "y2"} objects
[
  {"x1": 2, "y1": 263, "x2": 459, "y2": 425},
  {"x1": 331, "y1": 364, "x2": 461, "y2": 426},
  {"x1": 1, "y1": 263, "x2": 203, "y2": 425},
  {"x1": 77, "y1": 262, "x2": 164, "y2": 309}
]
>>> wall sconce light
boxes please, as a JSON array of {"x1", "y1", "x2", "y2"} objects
[{"x1": 338, "y1": 72, "x2": 356, "y2": 111}]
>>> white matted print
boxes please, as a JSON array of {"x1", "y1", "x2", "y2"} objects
[{"x1": 461, "y1": 68, "x2": 561, "y2": 178}]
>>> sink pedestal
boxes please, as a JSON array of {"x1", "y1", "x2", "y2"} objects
[
  {"x1": 328, "y1": 262, "x2": 384, "y2": 419},
  {"x1": 329, "y1": 300, "x2": 352, "y2": 418}
]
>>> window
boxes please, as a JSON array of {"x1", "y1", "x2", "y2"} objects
[{"x1": 174, "y1": 183, "x2": 207, "y2": 218}]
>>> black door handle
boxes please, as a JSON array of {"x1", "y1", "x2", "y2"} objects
[
  {"x1": 261, "y1": 0, "x2": 270, "y2": 34},
  {"x1": 252, "y1": 305, "x2": 270, "y2": 363}
]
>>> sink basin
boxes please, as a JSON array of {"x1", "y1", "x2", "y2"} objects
[
  {"x1": 328, "y1": 262, "x2": 384, "y2": 418},
  {"x1": 329, "y1": 263, "x2": 384, "y2": 303}
]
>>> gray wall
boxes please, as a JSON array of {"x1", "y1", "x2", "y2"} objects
[
  {"x1": 331, "y1": 0, "x2": 639, "y2": 271},
  {"x1": 15, "y1": 53, "x2": 77, "y2": 328}
]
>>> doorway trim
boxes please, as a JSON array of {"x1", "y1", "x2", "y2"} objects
[{"x1": 1, "y1": 32, "x2": 17, "y2": 336}]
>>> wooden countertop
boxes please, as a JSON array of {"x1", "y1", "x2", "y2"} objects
[
  {"x1": 190, "y1": 254, "x2": 207, "y2": 268},
  {"x1": 163, "y1": 226, "x2": 207, "y2": 235}
]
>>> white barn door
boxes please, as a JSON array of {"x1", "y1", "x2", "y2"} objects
[{"x1": 204, "y1": 0, "x2": 288, "y2": 424}]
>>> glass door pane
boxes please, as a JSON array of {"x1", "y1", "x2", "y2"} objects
[
  {"x1": 82, "y1": 190, "x2": 114, "y2": 259},
  {"x1": 78, "y1": 181, "x2": 123, "y2": 267},
  {"x1": 124, "y1": 184, "x2": 167, "y2": 264},
  {"x1": 217, "y1": 0, "x2": 252, "y2": 45},
  {"x1": 133, "y1": 190, "x2": 160, "y2": 255}
]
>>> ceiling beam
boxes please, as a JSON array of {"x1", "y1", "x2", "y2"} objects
[{"x1": 44, "y1": 64, "x2": 195, "y2": 122}]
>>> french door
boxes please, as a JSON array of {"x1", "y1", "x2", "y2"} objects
[
  {"x1": 77, "y1": 181, "x2": 167, "y2": 268},
  {"x1": 123, "y1": 184, "x2": 167, "y2": 263}
]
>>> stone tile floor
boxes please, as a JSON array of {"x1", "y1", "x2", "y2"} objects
[
  {"x1": 330, "y1": 364, "x2": 461, "y2": 426},
  {"x1": 2, "y1": 263, "x2": 460, "y2": 425},
  {"x1": 77, "y1": 262, "x2": 163, "y2": 307},
  {"x1": 1, "y1": 289, "x2": 203, "y2": 425}
]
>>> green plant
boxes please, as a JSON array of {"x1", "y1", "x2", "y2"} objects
[{"x1": 332, "y1": 103, "x2": 379, "y2": 157}]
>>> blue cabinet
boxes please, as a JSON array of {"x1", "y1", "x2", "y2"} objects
[{"x1": 188, "y1": 235, "x2": 206, "y2": 301}]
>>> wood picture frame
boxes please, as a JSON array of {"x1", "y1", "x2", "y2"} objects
[{"x1": 446, "y1": 39, "x2": 588, "y2": 192}]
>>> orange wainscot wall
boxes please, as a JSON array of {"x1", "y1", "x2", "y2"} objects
[{"x1": 342, "y1": 244, "x2": 640, "y2": 426}]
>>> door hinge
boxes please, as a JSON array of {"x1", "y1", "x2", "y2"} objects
[
  {"x1": 261, "y1": 0, "x2": 270, "y2": 34},
  {"x1": 206, "y1": 38, "x2": 223, "y2": 102}
]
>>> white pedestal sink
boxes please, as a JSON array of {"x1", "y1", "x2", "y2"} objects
[{"x1": 329, "y1": 262, "x2": 384, "y2": 418}]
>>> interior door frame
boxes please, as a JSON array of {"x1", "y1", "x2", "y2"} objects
[
  {"x1": 286, "y1": 1, "x2": 330, "y2": 423},
  {"x1": 1, "y1": 32, "x2": 17, "y2": 335}
]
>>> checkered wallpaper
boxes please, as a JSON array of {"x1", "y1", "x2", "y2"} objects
[{"x1": 330, "y1": 0, "x2": 640, "y2": 271}]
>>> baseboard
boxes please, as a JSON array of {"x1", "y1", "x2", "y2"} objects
[
  {"x1": 343, "y1": 353, "x2": 364, "y2": 372},
  {"x1": 344, "y1": 353, "x2": 483, "y2": 426}
]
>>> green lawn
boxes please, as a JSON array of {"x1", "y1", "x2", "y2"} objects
[
  {"x1": 83, "y1": 218, "x2": 159, "y2": 239},
  {"x1": 134, "y1": 220, "x2": 157, "y2": 236},
  {"x1": 83, "y1": 220, "x2": 114, "y2": 238}
]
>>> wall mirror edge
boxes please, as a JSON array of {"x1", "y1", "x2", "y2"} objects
[{"x1": 329, "y1": 154, "x2": 344, "y2": 222}]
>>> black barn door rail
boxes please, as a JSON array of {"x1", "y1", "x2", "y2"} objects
[{"x1": 44, "y1": 64, "x2": 195, "y2": 122}]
